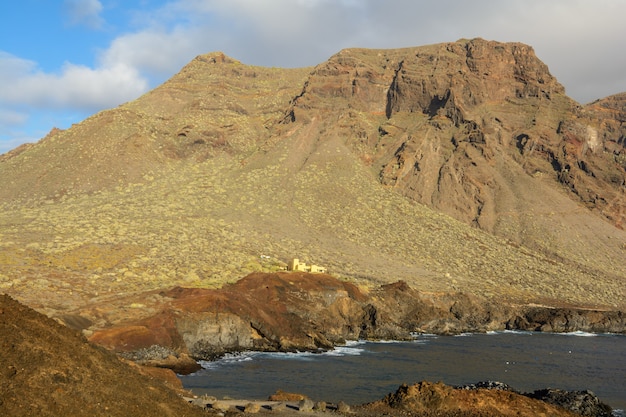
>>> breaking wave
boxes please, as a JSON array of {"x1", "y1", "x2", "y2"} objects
[{"x1": 196, "y1": 341, "x2": 366, "y2": 370}]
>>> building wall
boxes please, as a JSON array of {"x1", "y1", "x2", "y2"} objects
[{"x1": 287, "y1": 259, "x2": 327, "y2": 274}]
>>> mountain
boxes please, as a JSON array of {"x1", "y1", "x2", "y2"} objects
[{"x1": 0, "y1": 39, "x2": 624, "y2": 327}]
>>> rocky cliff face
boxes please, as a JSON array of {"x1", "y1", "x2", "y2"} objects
[
  {"x1": 281, "y1": 38, "x2": 625, "y2": 239},
  {"x1": 87, "y1": 273, "x2": 625, "y2": 365}
]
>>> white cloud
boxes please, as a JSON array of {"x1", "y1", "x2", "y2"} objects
[
  {"x1": 100, "y1": 27, "x2": 208, "y2": 78},
  {"x1": 143, "y1": 0, "x2": 371, "y2": 69},
  {"x1": 0, "y1": 52, "x2": 148, "y2": 111},
  {"x1": 3, "y1": 0, "x2": 626, "y2": 155},
  {"x1": 0, "y1": 51, "x2": 37, "y2": 78},
  {"x1": 0, "y1": 109, "x2": 38, "y2": 154},
  {"x1": 63, "y1": 0, "x2": 104, "y2": 30}
]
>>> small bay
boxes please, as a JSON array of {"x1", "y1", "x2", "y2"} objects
[{"x1": 180, "y1": 331, "x2": 626, "y2": 411}]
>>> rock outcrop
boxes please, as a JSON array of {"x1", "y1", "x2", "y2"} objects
[
  {"x1": 281, "y1": 39, "x2": 625, "y2": 235},
  {"x1": 527, "y1": 388, "x2": 613, "y2": 417},
  {"x1": 88, "y1": 273, "x2": 625, "y2": 363},
  {"x1": 358, "y1": 381, "x2": 612, "y2": 417}
]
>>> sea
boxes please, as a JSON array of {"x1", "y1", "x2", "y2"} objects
[{"x1": 180, "y1": 331, "x2": 626, "y2": 413}]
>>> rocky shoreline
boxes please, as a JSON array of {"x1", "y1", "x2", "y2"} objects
[
  {"x1": 87, "y1": 272, "x2": 625, "y2": 373},
  {"x1": 2, "y1": 274, "x2": 622, "y2": 417},
  {"x1": 181, "y1": 381, "x2": 615, "y2": 417},
  {"x1": 82, "y1": 272, "x2": 624, "y2": 417}
]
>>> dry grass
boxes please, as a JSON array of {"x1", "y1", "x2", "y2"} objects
[{"x1": 1, "y1": 144, "x2": 623, "y2": 318}]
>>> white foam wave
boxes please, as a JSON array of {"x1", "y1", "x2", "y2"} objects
[
  {"x1": 197, "y1": 344, "x2": 365, "y2": 370},
  {"x1": 344, "y1": 340, "x2": 366, "y2": 347},
  {"x1": 557, "y1": 331, "x2": 598, "y2": 337},
  {"x1": 324, "y1": 345, "x2": 364, "y2": 356},
  {"x1": 500, "y1": 330, "x2": 534, "y2": 335},
  {"x1": 196, "y1": 351, "x2": 258, "y2": 370},
  {"x1": 256, "y1": 350, "x2": 319, "y2": 361},
  {"x1": 411, "y1": 332, "x2": 439, "y2": 339}
]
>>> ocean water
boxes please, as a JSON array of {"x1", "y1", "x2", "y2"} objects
[{"x1": 180, "y1": 331, "x2": 626, "y2": 412}]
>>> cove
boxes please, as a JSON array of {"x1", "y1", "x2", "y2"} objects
[{"x1": 180, "y1": 331, "x2": 626, "y2": 411}]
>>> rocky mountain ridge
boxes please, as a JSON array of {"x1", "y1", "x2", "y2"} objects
[{"x1": 0, "y1": 38, "x2": 624, "y2": 324}]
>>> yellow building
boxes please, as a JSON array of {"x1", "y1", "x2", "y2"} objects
[{"x1": 287, "y1": 258, "x2": 327, "y2": 274}]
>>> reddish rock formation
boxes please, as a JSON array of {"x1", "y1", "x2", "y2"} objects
[
  {"x1": 88, "y1": 273, "x2": 625, "y2": 365},
  {"x1": 281, "y1": 39, "x2": 625, "y2": 236}
]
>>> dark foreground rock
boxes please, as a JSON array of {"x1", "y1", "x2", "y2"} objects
[
  {"x1": 527, "y1": 388, "x2": 613, "y2": 417},
  {"x1": 88, "y1": 272, "x2": 625, "y2": 363}
]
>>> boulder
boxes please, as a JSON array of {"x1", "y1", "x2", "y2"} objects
[
  {"x1": 527, "y1": 388, "x2": 613, "y2": 417},
  {"x1": 268, "y1": 402, "x2": 288, "y2": 412},
  {"x1": 336, "y1": 401, "x2": 351, "y2": 413},
  {"x1": 298, "y1": 398, "x2": 315, "y2": 412},
  {"x1": 268, "y1": 390, "x2": 309, "y2": 401},
  {"x1": 243, "y1": 402, "x2": 262, "y2": 413},
  {"x1": 313, "y1": 401, "x2": 327, "y2": 411},
  {"x1": 210, "y1": 401, "x2": 231, "y2": 412}
]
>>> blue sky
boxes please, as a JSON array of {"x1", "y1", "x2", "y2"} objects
[{"x1": 1, "y1": 0, "x2": 625, "y2": 154}]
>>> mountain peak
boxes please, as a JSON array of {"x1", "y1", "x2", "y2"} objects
[
  {"x1": 1, "y1": 40, "x2": 624, "y2": 315},
  {"x1": 193, "y1": 51, "x2": 240, "y2": 65}
]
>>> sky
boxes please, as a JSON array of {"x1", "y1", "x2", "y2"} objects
[{"x1": 1, "y1": 0, "x2": 625, "y2": 155}]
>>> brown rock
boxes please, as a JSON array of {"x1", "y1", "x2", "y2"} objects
[
  {"x1": 363, "y1": 381, "x2": 584, "y2": 417},
  {"x1": 85, "y1": 274, "x2": 624, "y2": 375},
  {"x1": 298, "y1": 398, "x2": 315, "y2": 412},
  {"x1": 211, "y1": 400, "x2": 231, "y2": 412},
  {"x1": 244, "y1": 402, "x2": 262, "y2": 413},
  {"x1": 313, "y1": 401, "x2": 327, "y2": 411},
  {"x1": 336, "y1": 401, "x2": 351, "y2": 413},
  {"x1": 268, "y1": 389, "x2": 309, "y2": 401}
]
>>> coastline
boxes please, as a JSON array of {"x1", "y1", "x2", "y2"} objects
[
  {"x1": 179, "y1": 380, "x2": 618, "y2": 417},
  {"x1": 88, "y1": 273, "x2": 626, "y2": 371},
  {"x1": 178, "y1": 331, "x2": 625, "y2": 414}
]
